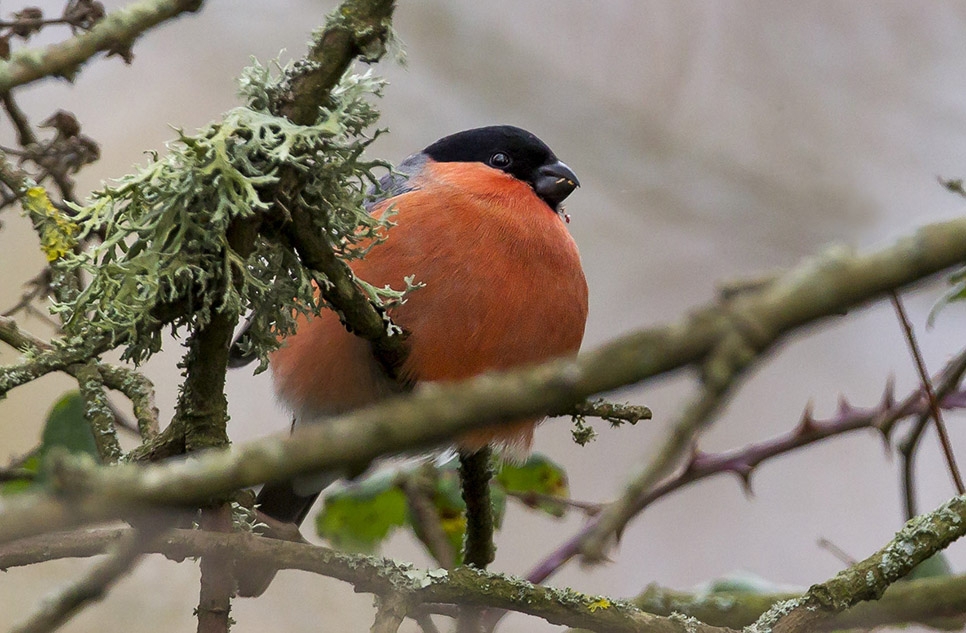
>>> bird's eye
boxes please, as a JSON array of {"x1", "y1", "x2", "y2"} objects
[{"x1": 489, "y1": 152, "x2": 511, "y2": 168}]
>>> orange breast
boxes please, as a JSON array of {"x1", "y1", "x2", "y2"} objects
[{"x1": 270, "y1": 160, "x2": 588, "y2": 452}]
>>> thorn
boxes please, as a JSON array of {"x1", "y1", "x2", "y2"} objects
[
  {"x1": 876, "y1": 422, "x2": 894, "y2": 449},
  {"x1": 613, "y1": 524, "x2": 626, "y2": 546},
  {"x1": 797, "y1": 400, "x2": 817, "y2": 434},
  {"x1": 734, "y1": 465, "x2": 754, "y2": 496},
  {"x1": 880, "y1": 435, "x2": 894, "y2": 460},
  {"x1": 837, "y1": 394, "x2": 853, "y2": 416},
  {"x1": 881, "y1": 375, "x2": 896, "y2": 409}
]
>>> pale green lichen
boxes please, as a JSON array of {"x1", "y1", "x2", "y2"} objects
[
  {"x1": 747, "y1": 597, "x2": 800, "y2": 633},
  {"x1": 52, "y1": 64, "x2": 401, "y2": 367},
  {"x1": 668, "y1": 612, "x2": 701, "y2": 633}
]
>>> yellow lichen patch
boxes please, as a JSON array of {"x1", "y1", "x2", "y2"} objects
[
  {"x1": 23, "y1": 186, "x2": 78, "y2": 261},
  {"x1": 587, "y1": 597, "x2": 611, "y2": 612}
]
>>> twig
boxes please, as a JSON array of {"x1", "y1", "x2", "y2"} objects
[
  {"x1": 0, "y1": 0, "x2": 205, "y2": 92},
  {"x1": 0, "y1": 315, "x2": 160, "y2": 439},
  {"x1": 400, "y1": 466, "x2": 456, "y2": 568},
  {"x1": 1, "y1": 93, "x2": 77, "y2": 203},
  {"x1": 268, "y1": 0, "x2": 407, "y2": 385},
  {"x1": 414, "y1": 613, "x2": 442, "y2": 633},
  {"x1": 562, "y1": 399, "x2": 651, "y2": 425},
  {"x1": 6, "y1": 219, "x2": 966, "y2": 541},
  {"x1": 9, "y1": 526, "x2": 160, "y2": 633},
  {"x1": 370, "y1": 593, "x2": 409, "y2": 633},
  {"x1": 458, "y1": 448, "x2": 495, "y2": 570},
  {"x1": 196, "y1": 506, "x2": 233, "y2": 633},
  {"x1": 4, "y1": 528, "x2": 726, "y2": 633},
  {"x1": 6, "y1": 527, "x2": 966, "y2": 632},
  {"x1": 98, "y1": 364, "x2": 159, "y2": 439},
  {"x1": 270, "y1": 0, "x2": 395, "y2": 127},
  {"x1": 457, "y1": 448, "x2": 494, "y2": 633},
  {"x1": 524, "y1": 349, "x2": 966, "y2": 587},
  {"x1": 816, "y1": 537, "x2": 857, "y2": 566},
  {"x1": 897, "y1": 348, "x2": 966, "y2": 519},
  {"x1": 1, "y1": 356, "x2": 965, "y2": 552},
  {"x1": 632, "y1": 574, "x2": 966, "y2": 630},
  {"x1": 890, "y1": 291, "x2": 965, "y2": 493},
  {"x1": 74, "y1": 363, "x2": 122, "y2": 464},
  {"x1": 1, "y1": 268, "x2": 55, "y2": 322},
  {"x1": 578, "y1": 329, "x2": 754, "y2": 562},
  {"x1": 762, "y1": 493, "x2": 966, "y2": 632},
  {"x1": 505, "y1": 490, "x2": 602, "y2": 516}
]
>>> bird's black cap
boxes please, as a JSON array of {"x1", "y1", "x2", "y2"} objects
[{"x1": 423, "y1": 125, "x2": 579, "y2": 210}]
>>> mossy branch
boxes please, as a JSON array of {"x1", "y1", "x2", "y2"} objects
[
  {"x1": 761, "y1": 493, "x2": 966, "y2": 632},
  {"x1": 1, "y1": 528, "x2": 732, "y2": 633},
  {"x1": 3, "y1": 217, "x2": 966, "y2": 546},
  {"x1": 4, "y1": 528, "x2": 966, "y2": 632},
  {"x1": 263, "y1": 0, "x2": 410, "y2": 385}
]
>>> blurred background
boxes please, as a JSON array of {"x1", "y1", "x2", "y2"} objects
[{"x1": 3, "y1": 1, "x2": 966, "y2": 631}]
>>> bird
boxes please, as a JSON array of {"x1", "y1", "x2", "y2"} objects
[{"x1": 240, "y1": 125, "x2": 587, "y2": 592}]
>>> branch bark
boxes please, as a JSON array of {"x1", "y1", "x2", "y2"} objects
[
  {"x1": 4, "y1": 528, "x2": 966, "y2": 632},
  {"x1": 4, "y1": 218, "x2": 966, "y2": 546},
  {"x1": 0, "y1": 0, "x2": 204, "y2": 91}
]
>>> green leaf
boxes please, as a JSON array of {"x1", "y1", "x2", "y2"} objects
[
  {"x1": 316, "y1": 473, "x2": 408, "y2": 553},
  {"x1": 40, "y1": 391, "x2": 99, "y2": 459},
  {"x1": 2, "y1": 392, "x2": 98, "y2": 496},
  {"x1": 416, "y1": 461, "x2": 506, "y2": 566},
  {"x1": 929, "y1": 265, "x2": 966, "y2": 326},
  {"x1": 496, "y1": 453, "x2": 569, "y2": 517},
  {"x1": 0, "y1": 453, "x2": 41, "y2": 494},
  {"x1": 430, "y1": 465, "x2": 468, "y2": 564}
]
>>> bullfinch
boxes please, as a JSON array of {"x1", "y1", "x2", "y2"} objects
[{"x1": 254, "y1": 125, "x2": 588, "y2": 532}]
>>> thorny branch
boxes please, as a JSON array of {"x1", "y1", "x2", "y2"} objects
[{"x1": 523, "y1": 346, "x2": 966, "y2": 588}]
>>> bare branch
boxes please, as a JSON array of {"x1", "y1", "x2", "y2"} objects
[
  {"x1": 890, "y1": 291, "x2": 965, "y2": 493},
  {"x1": 370, "y1": 593, "x2": 409, "y2": 633},
  {"x1": 0, "y1": 0, "x2": 204, "y2": 91},
  {"x1": 9, "y1": 526, "x2": 161, "y2": 633},
  {"x1": 196, "y1": 506, "x2": 233, "y2": 633}
]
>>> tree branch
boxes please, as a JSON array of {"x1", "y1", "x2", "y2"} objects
[
  {"x1": 4, "y1": 528, "x2": 732, "y2": 633},
  {"x1": 890, "y1": 291, "x2": 965, "y2": 493},
  {"x1": 262, "y1": 0, "x2": 410, "y2": 385},
  {"x1": 0, "y1": 0, "x2": 204, "y2": 91},
  {"x1": 9, "y1": 526, "x2": 161, "y2": 633},
  {"x1": 631, "y1": 574, "x2": 966, "y2": 630},
  {"x1": 524, "y1": 347, "x2": 966, "y2": 588},
  {"x1": 5, "y1": 528, "x2": 966, "y2": 632},
  {"x1": 0, "y1": 315, "x2": 160, "y2": 440},
  {"x1": 3, "y1": 218, "x2": 966, "y2": 543},
  {"x1": 762, "y1": 493, "x2": 966, "y2": 632}
]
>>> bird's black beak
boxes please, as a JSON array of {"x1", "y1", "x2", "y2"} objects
[{"x1": 533, "y1": 160, "x2": 579, "y2": 210}]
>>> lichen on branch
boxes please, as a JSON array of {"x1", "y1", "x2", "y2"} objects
[{"x1": 49, "y1": 66, "x2": 399, "y2": 367}]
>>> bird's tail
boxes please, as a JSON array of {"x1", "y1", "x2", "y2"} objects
[{"x1": 235, "y1": 476, "x2": 333, "y2": 597}]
